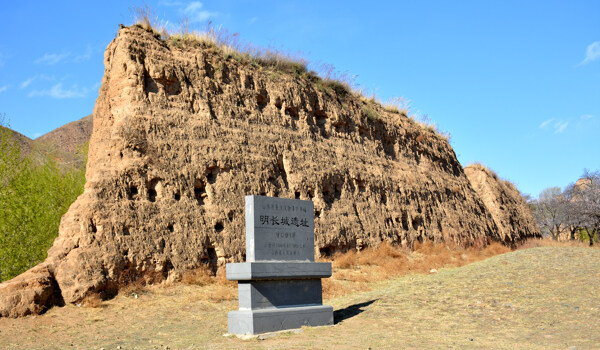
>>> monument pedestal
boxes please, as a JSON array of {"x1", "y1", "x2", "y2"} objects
[
  {"x1": 228, "y1": 305, "x2": 334, "y2": 335},
  {"x1": 226, "y1": 196, "x2": 334, "y2": 335}
]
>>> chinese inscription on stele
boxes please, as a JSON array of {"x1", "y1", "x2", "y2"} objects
[{"x1": 246, "y1": 195, "x2": 315, "y2": 262}]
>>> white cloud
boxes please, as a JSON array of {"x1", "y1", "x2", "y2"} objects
[
  {"x1": 183, "y1": 1, "x2": 217, "y2": 22},
  {"x1": 575, "y1": 114, "x2": 596, "y2": 130},
  {"x1": 32, "y1": 132, "x2": 42, "y2": 139},
  {"x1": 539, "y1": 118, "x2": 571, "y2": 134},
  {"x1": 28, "y1": 83, "x2": 87, "y2": 99},
  {"x1": 20, "y1": 77, "x2": 35, "y2": 89},
  {"x1": 539, "y1": 119, "x2": 554, "y2": 129},
  {"x1": 248, "y1": 16, "x2": 259, "y2": 24},
  {"x1": 35, "y1": 52, "x2": 70, "y2": 65},
  {"x1": 580, "y1": 41, "x2": 600, "y2": 65},
  {"x1": 554, "y1": 121, "x2": 569, "y2": 134},
  {"x1": 0, "y1": 85, "x2": 8, "y2": 93},
  {"x1": 0, "y1": 52, "x2": 4, "y2": 67}
]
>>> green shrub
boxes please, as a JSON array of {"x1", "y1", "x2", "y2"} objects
[
  {"x1": 362, "y1": 106, "x2": 378, "y2": 121},
  {"x1": 323, "y1": 80, "x2": 350, "y2": 96},
  {"x1": 0, "y1": 126, "x2": 86, "y2": 281},
  {"x1": 578, "y1": 228, "x2": 598, "y2": 244}
]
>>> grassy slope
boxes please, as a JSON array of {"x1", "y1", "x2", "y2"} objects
[{"x1": 0, "y1": 247, "x2": 598, "y2": 349}]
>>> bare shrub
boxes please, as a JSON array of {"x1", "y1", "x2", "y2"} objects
[
  {"x1": 118, "y1": 269, "x2": 166, "y2": 298},
  {"x1": 332, "y1": 249, "x2": 358, "y2": 269},
  {"x1": 81, "y1": 293, "x2": 103, "y2": 308},
  {"x1": 410, "y1": 114, "x2": 451, "y2": 141},
  {"x1": 181, "y1": 265, "x2": 213, "y2": 286},
  {"x1": 179, "y1": 265, "x2": 236, "y2": 303},
  {"x1": 130, "y1": 4, "x2": 167, "y2": 37},
  {"x1": 382, "y1": 97, "x2": 410, "y2": 117}
]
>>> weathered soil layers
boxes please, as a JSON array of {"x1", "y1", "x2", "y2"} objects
[
  {"x1": 0, "y1": 25, "x2": 538, "y2": 317},
  {"x1": 465, "y1": 165, "x2": 540, "y2": 244}
]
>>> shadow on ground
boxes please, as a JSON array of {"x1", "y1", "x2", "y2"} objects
[{"x1": 334, "y1": 299, "x2": 378, "y2": 324}]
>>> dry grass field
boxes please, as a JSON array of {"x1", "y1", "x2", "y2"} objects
[{"x1": 0, "y1": 242, "x2": 598, "y2": 349}]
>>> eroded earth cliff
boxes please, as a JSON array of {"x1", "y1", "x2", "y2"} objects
[
  {"x1": 1, "y1": 25, "x2": 538, "y2": 317},
  {"x1": 465, "y1": 164, "x2": 541, "y2": 245}
]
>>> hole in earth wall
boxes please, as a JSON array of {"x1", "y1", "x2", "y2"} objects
[
  {"x1": 206, "y1": 166, "x2": 220, "y2": 184},
  {"x1": 148, "y1": 178, "x2": 162, "y2": 202},
  {"x1": 202, "y1": 247, "x2": 219, "y2": 274},
  {"x1": 128, "y1": 186, "x2": 138, "y2": 200},
  {"x1": 401, "y1": 211, "x2": 409, "y2": 231},
  {"x1": 319, "y1": 246, "x2": 334, "y2": 258},
  {"x1": 89, "y1": 219, "x2": 97, "y2": 233},
  {"x1": 256, "y1": 93, "x2": 268, "y2": 110},
  {"x1": 194, "y1": 179, "x2": 206, "y2": 205},
  {"x1": 412, "y1": 215, "x2": 423, "y2": 231},
  {"x1": 285, "y1": 106, "x2": 299, "y2": 120}
]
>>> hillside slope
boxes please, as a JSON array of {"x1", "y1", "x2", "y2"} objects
[
  {"x1": 1, "y1": 114, "x2": 91, "y2": 164},
  {"x1": 0, "y1": 126, "x2": 33, "y2": 155},
  {"x1": 1, "y1": 25, "x2": 539, "y2": 317},
  {"x1": 34, "y1": 114, "x2": 93, "y2": 165}
]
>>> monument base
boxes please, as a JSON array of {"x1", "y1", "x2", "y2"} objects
[{"x1": 228, "y1": 305, "x2": 333, "y2": 335}]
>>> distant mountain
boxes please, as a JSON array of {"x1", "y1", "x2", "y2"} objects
[
  {"x1": 1, "y1": 115, "x2": 92, "y2": 166},
  {"x1": 35, "y1": 114, "x2": 93, "y2": 155},
  {"x1": 0, "y1": 125, "x2": 34, "y2": 156}
]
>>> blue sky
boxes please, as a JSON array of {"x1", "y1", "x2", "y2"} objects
[{"x1": 0, "y1": 1, "x2": 598, "y2": 198}]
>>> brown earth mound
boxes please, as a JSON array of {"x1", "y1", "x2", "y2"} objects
[
  {"x1": 1, "y1": 25, "x2": 538, "y2": 317},
  {"x1": 464, "y1": 164, "x2": 541, "y2": 245}
]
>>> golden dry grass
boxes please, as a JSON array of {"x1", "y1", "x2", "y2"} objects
[
  {"x1": 123, "y1": 264, "x2": 238, "y2": 304},
  {"x1": 80, "y1": 293, "x2": 103, "y2": 308},
  {"x1": 517, "y1": 237, "x2": 591, "y2": 249},
  {"x1": 112, "y1": 238, "x2": 587, "y2": 305},
  {"x1": 180, "y1": 265, "x2": 214, "y2": 286},
  {"x1": 321, "y1": 241, "x2": 511, "y2": 298},
  {"x1": 2, "y1": 246, "x2": 598, "y2": 349},
  {"x1": 382, "y1": 97, "x2": 410, "y2": 117}
]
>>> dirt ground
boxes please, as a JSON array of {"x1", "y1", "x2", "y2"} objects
[{"x1": 1, "y1": 246, "x2": 598, "y2": 349}]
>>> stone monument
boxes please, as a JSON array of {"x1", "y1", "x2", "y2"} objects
[{"x1": 226, "y1": 195, "x2": 334, "y2": 335}]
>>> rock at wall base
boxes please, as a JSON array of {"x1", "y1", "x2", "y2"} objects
[{"x1": 0, "y1": 265, "x2": 63, "y2": 318}]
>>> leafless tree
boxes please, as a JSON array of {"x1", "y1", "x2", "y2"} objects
[
  {"x1": 564, "y1": 170, "x2": 600, "y2": 246},
  {"x1": 532, "y1": 187, "x2": 569, "y2": 240},
  {"x1": 563, "y1": 183, "x2": 584, "y2": 241}
]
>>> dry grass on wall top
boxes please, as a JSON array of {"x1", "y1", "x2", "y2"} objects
[
  {"x1": 468, "y1": 162, "x2": 500, "y2": 179},
  {"x1": 129, "y1": 6, "x2": 452, "y2": 139}
]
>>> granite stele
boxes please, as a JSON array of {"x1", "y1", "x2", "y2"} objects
[{"x1": 226, "y1": 195, "x2": 334, "y2": 335}]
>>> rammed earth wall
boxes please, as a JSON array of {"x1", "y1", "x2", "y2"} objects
[{"x1": 1, "y1": 25, "x2": 538, "y2": 317}]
